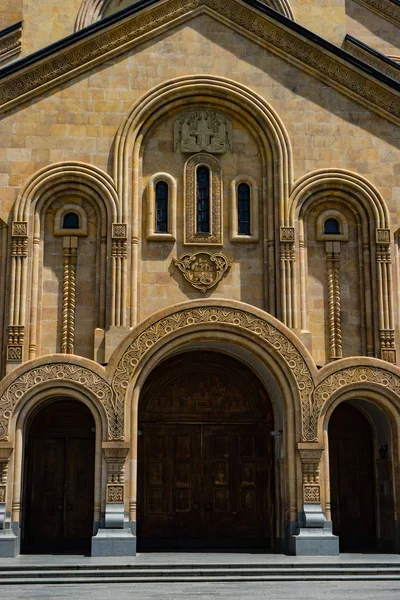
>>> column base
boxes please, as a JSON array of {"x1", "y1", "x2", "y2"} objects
[
  {"x1": 289, "y1": 526, "x2": 339, "y2": 555},
  {"x1": 91, "y1": 528, "x2": 136, "y2": 557},
  {"x1": 0, "y1": 529, "x2": 19, "y2": 557}
]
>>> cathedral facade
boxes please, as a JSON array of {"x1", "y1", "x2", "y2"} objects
[{"x1": 0, "y1": 0, "x2": 399, "y2": 557}]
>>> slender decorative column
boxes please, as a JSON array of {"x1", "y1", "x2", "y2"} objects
[
  {"x1": 325, "y1": 241, "x2": 342, "y2": 360},
  {"x1": 7, "y1": 222, "x2": 28, "y2": 364},
  {"x1": 376, "y1": 229, "x2": 396, "y2": 363},
  {"x1": 61, "y1": 236, "x2": 78, "y2": 354},
  {"x1": 111, "y1": 224, "x2": 128, "y2": 327},
  {"x1": 280, "y1": 227, "x2": 297, "y2": 329}
]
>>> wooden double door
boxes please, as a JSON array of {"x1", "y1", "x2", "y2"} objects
[
  {"x1": 329, "y1": 403, "x2": 376, "y2": 551},
  {"x1": 23, "y1": 400, "x2": 95, "y2": 554},
  {"x1": 138, "y1": 422, "x2": 273, "y2": 549}
]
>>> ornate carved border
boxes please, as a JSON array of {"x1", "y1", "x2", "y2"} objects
[
  {"x1": 112, "y1": 305, "x2": 316, "y2": 440},
  {"x1": 344, "y1": 37, "x2": 400, "y2": 84},
  {"x1": 0, "y1": 24, "x2": 22, "y2": 67},
  {"x1": 353, "y1": 0, "x2": 400, "y2": 27},
  {"x1": 0, "y1": 363, "x2": 122, "y2": 441},
  {"x1": 184, "y1": 153, "x2": 222, "y2": 245},
  {"x1": 0, "y1": 0, "x2": 398, "y2": 123},
  {"x1": 314, "y1": 366, "x2": 400, "y2": 436}
]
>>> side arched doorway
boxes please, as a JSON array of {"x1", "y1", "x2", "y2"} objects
[
  {"x1": 22, "y1": 399, "x2": 95, "y2": 554},
  {"x1": 328, "y1": 402, "x2": 376, "y2": 551},
  {"x1": 137, "y1": 351, "x2": 275, "y2": 550}
]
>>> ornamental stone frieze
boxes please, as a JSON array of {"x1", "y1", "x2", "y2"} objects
[
  {"x1": 0, "y1": 0, "x2": 399, "y2": 124},
  {"x1": 173, "y1": 252, "x2": 232, "y2": 293}
]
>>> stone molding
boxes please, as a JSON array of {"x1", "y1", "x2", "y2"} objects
[
  {"x1": 74, "y1": 0, "x2": 295, "y2": 32},
  {"x1": 344, "y1": 36, "x2": 400, "y2": 85},
  {"x1": 0, "y1": 23, "x2": 22, "y2": 67},
  {"x1": 0, "y1": 363, "x2": 120, "y2": 441},
  {"x1": 0, "y1": 0, "x2": 398, "y2": 124},
  {"x1": 353, "y1": 0, "x2": 400, "y2": 27},
  {"x1": 314, "y1": 365, "x2": 400, "y2": 430}
]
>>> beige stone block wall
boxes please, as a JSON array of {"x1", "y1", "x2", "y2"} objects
[
  {"x1": 345, "y1": 0, "x2": 400, "y2": 57},
  {"x1": 139, "y1": 112, "x2": 264, "y2": 322},
  {"x1": 0, "y1": 1, "x2": 22, "y2": 30},
  {"x1": 290, "y1": 0, "x2": 347, "y2": 46},
  {"x1": 20, "y1": 0, "x2": 82, "y2": 57},
  {"x1": 0, "y1": 15, "x2": 398, "y2": 359}
]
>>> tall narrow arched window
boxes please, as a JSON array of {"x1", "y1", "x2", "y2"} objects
[
  {"x1": 155, "y1": 181, "x2": 168, "y2": 233},
  {"x1": 196, "y1": 166, "x2": 210, "y2": 233},
  {"x1": 237, "y1": 183, "x2": 251, "y2": 235}
]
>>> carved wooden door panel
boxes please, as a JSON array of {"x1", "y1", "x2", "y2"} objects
[
  {"x1": 25, "y1": 437, "x2": 65, "y2": 551},
  {"x1": 203, "y1": 425, "x2": 270, "y2": 547},
  {"x1": 138, "y1": 423, "x2": 202, "y2": 547}
]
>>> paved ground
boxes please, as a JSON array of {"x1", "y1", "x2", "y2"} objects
[
  {"x1": 1, "y1": 552, "x2": 400, "y2": 566},
  {"x1": 1, "y1": 581, "x2": 400, "y2": 599}
]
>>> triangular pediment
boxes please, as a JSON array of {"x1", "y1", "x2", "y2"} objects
[{"x1": 0, "y1": 0, "x2": 399, "y2": 123}]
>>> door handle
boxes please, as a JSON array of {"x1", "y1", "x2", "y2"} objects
[
  {"x1": 66, "y1": 504, "x2": 73, "y2": 511},
  {"x1": 57, "y1": 505, "x2": 62, "y2": 511},
  {"x1": 193, "y1": 503, "x2": 200, "y2": 511},
  {"x1": 205, "y1": 502, "x2": 212, "y2": 511}
]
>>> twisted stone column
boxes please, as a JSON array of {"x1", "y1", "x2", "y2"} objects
[
  {"x1": 325, "y1": 241, "x2": 342, "y2": 360},
  {"x1": 61, "y1": 236, "x2": 78, "y2": 354}
]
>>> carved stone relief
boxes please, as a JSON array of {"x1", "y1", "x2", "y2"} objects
[
  {"x1": 173, "y1": 252, "x2": 231, "y2": 293},
  {"x1": 0, "y1": 364, "x2": 121, "y2": 441},
  {"x1": 174, "y1": 110, "x2": 232, "y2": 154},
  {"x1": 112, "y1": 306, "x2": 316, "y2": 440},
  {"x1": 313, "y1": 366, "x2": 400, "y2": 435}
]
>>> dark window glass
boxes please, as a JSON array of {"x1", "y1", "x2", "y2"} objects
[
  {"x1": 63, "y1": 212, "x2": 80, "y2": 229},
  {"x1": 196, "y1": 166, "x2": 210, "y2": 233},
  {"x1": 324, "y1": 218, "x2": 340, "y2": 234},
  {"x1": 238, "y1": 183, "x2": 251, "y2": 235},
  {"x1": 155, "y1": 181, "x2": 168, "y2": 233}
]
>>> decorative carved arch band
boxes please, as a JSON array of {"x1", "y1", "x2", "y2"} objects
[
  {"x1": 0, "y1": 361, "x2": 117, "y2": 441},
  {"x1": 111, "y1": 301, "x2": 316, "y2": 440}
]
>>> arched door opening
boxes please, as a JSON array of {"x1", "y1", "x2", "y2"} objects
[
  {"x1": 329, "y1": 402, "x2": 377, "y2": 551},
  {"x1": 22, "y1": 399, "x2": 95, "y2": 554},
  {"x1": 137, "y1": 351, "x2": 275, "y2": 550}
]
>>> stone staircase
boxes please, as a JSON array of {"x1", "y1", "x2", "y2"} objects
[{"x1": 1, "y1": 560, "x2": 400, "y2": 584}]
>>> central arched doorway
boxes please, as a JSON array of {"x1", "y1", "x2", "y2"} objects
[
  {"x1": 137, "y1": 351, "x2": 275, "y2": 550},
  {"x1": 22, "y1": 399, "x2": 95, "y2": 554}
]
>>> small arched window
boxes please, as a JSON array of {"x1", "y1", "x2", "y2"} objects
[
  {"x1": 196, "y1": 166, "x2": 210, "y2": 233},
  {"x1": 324, "y1": 218, "x2": 340, "y2": 235},
  {"x1": 155, "y1": 181, "x2": 168, "y2": 233},
  {"x1": 237, "y1": 183, "x2": 251, "y2": 235},
  {"x1": 63, "y1": 212, "x2": 80, "y2": 229}
]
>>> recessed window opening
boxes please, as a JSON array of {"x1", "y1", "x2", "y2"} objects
[
  {"x1": 238, "y1": 183, "x2": 251, "y2": 235},
  {"x1": 63, "y1": 212, "x2": 80, "y2": 229},
  {"x1": 155, "y1": 181, "x2": 168, "y2": 233},
  {"x1": 196, "y1": 166, "x2": 210, "y2": 233},
  {"x1": 324, "y1": 218, "x2": 340, "y2": 235}
]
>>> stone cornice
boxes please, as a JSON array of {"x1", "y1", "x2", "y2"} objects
[
  {"x1": 0, "y1": 0, "x2": 399, "y2": 123},
  {"x1": 0, "y1": 22, "x2": 22, "y2": 67},
  {"x1": 353, "y1": 0, "x2": 400, "y2": 28},
  {"x1": 344, "y1": 35, "x2": 400, "y2": 84}
]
